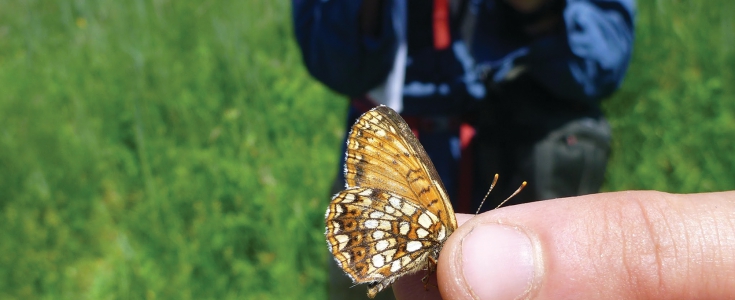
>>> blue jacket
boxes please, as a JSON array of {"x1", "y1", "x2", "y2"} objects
[{"x1": 293, "y1": 0, "x2": 635, "y2": 110}]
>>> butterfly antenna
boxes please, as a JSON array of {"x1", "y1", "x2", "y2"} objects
[
  {"x1": 475, "y1": 174, "x2": 499, "y2": 215},
  {"x1": 494, "y1": 181, "x2": 527, "y2": 210}
]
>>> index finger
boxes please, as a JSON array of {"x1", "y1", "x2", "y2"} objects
[{"x1": 435, "y1": 191, "x2": 735, "y2": 300}]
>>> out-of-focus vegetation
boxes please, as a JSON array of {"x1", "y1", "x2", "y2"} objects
[
  {"x1": 603, "y1": 1, "x2": 735, "y2": 192},
  {"x1": 0, "y1": 1, "x2": 342, "y2": 299},
  {"x1": 0, "y1": 0, "x2": 732, "y2": 299}
]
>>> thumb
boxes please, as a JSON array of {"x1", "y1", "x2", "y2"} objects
[{"x1": 436, "y1": 191, "x2": 735, "y2": 300}]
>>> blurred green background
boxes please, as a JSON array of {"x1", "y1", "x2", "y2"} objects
[{"x1": 0, "y1": 0, "x2": 733, "y2": 299}]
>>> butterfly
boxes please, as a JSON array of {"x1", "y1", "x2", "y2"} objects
[{"x1": 324, "y1": 105, "x2": 458, "y2": 298}]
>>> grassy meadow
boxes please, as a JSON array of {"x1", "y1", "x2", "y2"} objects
[{"x1": 0, "y1": 0, "x2": 733, "y2": 299}]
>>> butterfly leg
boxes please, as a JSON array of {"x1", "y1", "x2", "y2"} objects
[{"x1": 422, "y1": 256, "x2": 439, "y2": 290}]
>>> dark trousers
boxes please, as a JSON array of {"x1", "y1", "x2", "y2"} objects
[
  {"x1": 471, "y1": 115, "x2": 612, "y2": 210},
  {"x1": 469, "y1": 74, "x2": 612, "y2": 210}
]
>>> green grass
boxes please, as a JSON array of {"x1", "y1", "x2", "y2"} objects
[
  {"x1": 0, "y1": 0, "x2": 733, "y2": 299},
  {"x1": 603, "y1": 1, "x2": 735, "y2": 192},
  {"x1": 0, "y1": 1, "x2": 343, "y2": 299}
]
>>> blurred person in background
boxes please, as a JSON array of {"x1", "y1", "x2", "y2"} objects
[{"x1": 293, "y1": 0, "x2": 634, "y2": 299}]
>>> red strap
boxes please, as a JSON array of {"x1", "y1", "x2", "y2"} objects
[
  {"x1": 457, "y1": 123, "x2": 476, "y2": 213},
  {"x1": 433, "y1": 0, "x2": 451, "y2": 50}
]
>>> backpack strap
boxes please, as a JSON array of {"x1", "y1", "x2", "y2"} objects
[
  {"x1": 435, "y1": 0, "x2": 474, "y2": 49},
  {"x1": 433, "y1": 0, "x2": 451, "y2": 49}
]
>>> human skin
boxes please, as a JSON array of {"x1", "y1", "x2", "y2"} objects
[{"x1": 393, "y1": 190, "x2": 735, "y2": 300}]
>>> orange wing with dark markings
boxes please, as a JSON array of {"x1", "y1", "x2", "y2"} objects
[{"x1": 326, "y1": 106, "x2": 459, "y2": 298}]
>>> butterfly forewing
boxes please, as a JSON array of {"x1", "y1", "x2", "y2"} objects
[
  {"x1": 326, "y1": 106, "x2": 458, "y2": 298},
  {"x1": 344, "y1": 106, "x2": 457, "y2": 228}
]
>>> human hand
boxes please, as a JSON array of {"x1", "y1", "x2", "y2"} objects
[{"x1": 393, "y1": 191, "x2": 735, "y2": 299}]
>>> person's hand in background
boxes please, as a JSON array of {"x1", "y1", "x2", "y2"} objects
[{"x1": 394, "y1": 191, "x2": 735, "y2": 299}]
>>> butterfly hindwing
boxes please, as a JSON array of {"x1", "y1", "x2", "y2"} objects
[{"x1": 326, "y1": 187, "x2": 449, "y2": 297}]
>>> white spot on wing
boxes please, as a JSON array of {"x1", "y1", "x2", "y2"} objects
[
  {"x1": 381, "y1": 214, "x2": 397, "y2": 221},
  {"x1": 389, "y1": 197, "x2": 402, "y2": 209},
  {"x1": 437, "y1": 225, "x2": 446, "y2": 241},
  {"x1": 335, "y1": 205, "x2": 344, "y2": 215},
  {"x1": 342, "y1": 194, "x2": 355, "y2": 203},
  {"x1": 375, "y1": 240, "x2": 389, "y2": 251},
  {"x1": 364, "y1": 219, "x2": 379, "y2": 229},
  {"x1": 377, "y1": 220, "x2": 392, "y2": 231},
  {"x1": 418, "y1": 213, "x2": 432, "y2": 228},
  {"x1": 390, "y1": 260, "x2": 401, "y2": 272},
  {"x1": 335, "y1": 235, "x2": 349, "y2": 251},
  {"x1": 373, "y1": 254, "x2": 385, "y2": 268},
  {"x1": 369, "y1": 211, "x2": 384, "y2": 218},
  {"x1": 401, "y1": 255, "x2": 412, "y2": 266},
  {"x1": 400, "y1": 204, "x2": 416, "y2": 216},
  {"x1": 399, "y1": 222, "x2": 409, "y2": 235},
  {"x1": 406, "y1": 241, "x2": 422, "y2": 252},
  {"x1": 372, "y1": 230, "x2": 385, "y2": 240},
  {"x1": 383, "y1": 249, "x2": 396, "y2": 262},
  {"x1": 416, "y1": 228, "x2": 429, "y2": 238}
]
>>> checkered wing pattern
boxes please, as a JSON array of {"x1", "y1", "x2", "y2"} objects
[{"x1": 325, "y1": 106, "x2": 458, "y2": 298}]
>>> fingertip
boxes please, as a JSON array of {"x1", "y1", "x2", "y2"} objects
[
  {"x1": 438, "y1": 215, "x2": 540, "y2": 300},
  {"x1": 439, "y1": 191, "x2": 735, "y2": 299}
]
